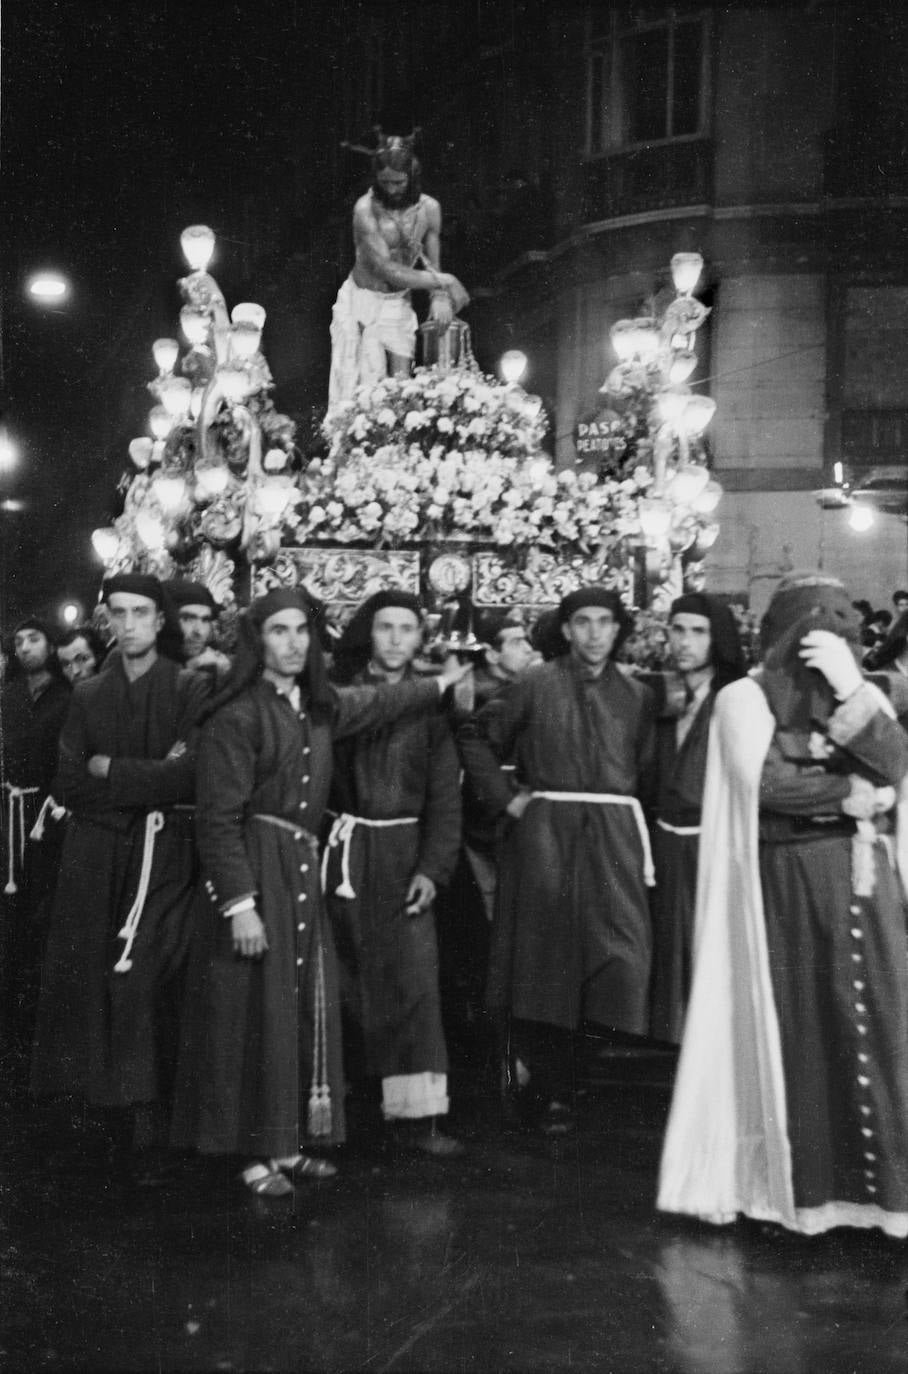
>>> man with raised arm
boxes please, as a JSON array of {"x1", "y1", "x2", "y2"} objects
[{"x1": 328, "y1": 131, "x2": 469, "y2": 410}]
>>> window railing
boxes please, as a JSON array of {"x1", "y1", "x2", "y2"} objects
[{"x1": 580, "y1": 138, "x2": 712, "y2": 222}]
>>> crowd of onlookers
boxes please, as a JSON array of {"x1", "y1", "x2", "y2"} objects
[{"x1": 1, "y1": 571, "x2": 907, "y2": 1237}]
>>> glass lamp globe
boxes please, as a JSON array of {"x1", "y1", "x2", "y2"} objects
[
  {"x1": 180, "y1": 307, "x2": 210, "y2": 348},
  {"x1": 500, "y1": 349, "x2": 528, "y2": 385},
  {"x1": 670, "y1": 252, "x2": 704, "y2": 296},
  {"x1": 257, "y1": 479, "x2": 294, "y2": 516},
  {"x1": 129, "y1": 437, "x2": 154, "y2": 469},
  {"x1": 152, "y1": 338, "x2": 180, "y2": 374},
  {"x1": 655, "y1": 387, "x2": 690, "y2": 426},
  {"x1": 91, "y1": 527, "x2": 120, "y2": 563},
  {"x1": 135, "y1": 511, "x2": 165, "y2": 549},
  {"x1": 148, "y1": 406, "x2": 174, "y2": 441},
  {"x1": 638, "y1": 498, "x2": 673, "y2": 539},
  {"x1": 196, "y1": 465, "x2": 229, "y2": 497},
  {"x1": 218, "y1": 364, "x2": 252, "y2": 403},
  {"x1": 669, "y1": 462, "x2": 711, "y2": 507},
  {"x1": 849, "y1": 504, "x2": 875, "y2": 533},
  {"x1": 693, "y1": 479, "x2": 723, "y2": 514},
  {"x1": 630, "y1": 318, "x2": 660, "y2": 363},
  {"x1": 231, "y1": 302, "x2": 266, "y2": 330},
  {"x1": 669, "y1": 350, "x2": 698, "y2": 385},
  {"x1": 180, "y1": 225, "x2": 216, "y2": 273},
  {"x1": 681, "y1": 395, "x2": 717, "y2": 436},
  {"x1": 230, "y1": 321, "x2": 262, "y2": 360},
  {"x1": 153, "y1": 474, "x2": 187, "y2": 513},
  {"x1": 159, "y1": 376, "x2": 192, "y2": 418}
]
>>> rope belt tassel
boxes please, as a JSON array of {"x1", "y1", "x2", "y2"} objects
[
  {"x1": 114, "y1": 810, "x2": 165, "y2": 973},
  {"x1": 530, "y1": 790, "x2": 656, "y2": 887},
  {"x1": 321, "y1": 812, "x2": 419, "y2": 899},
  {"x1": 29, "y1": 794, "x2": 69, "y2": 843},
  {"x1": 4, "y1": 784, "x2": 39, "y2": 893}
]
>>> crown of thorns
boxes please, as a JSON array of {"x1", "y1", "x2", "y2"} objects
[{"x1": 340, "y1": 125, "x2": 421, "y2": 158}]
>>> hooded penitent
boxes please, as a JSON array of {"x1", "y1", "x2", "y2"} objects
[
  {"x1": 669, "y1": 592, "x2": 747, "y2": 692},
  {"x1": 331, "y1": 588, "x2": 423, "y2": 684}
]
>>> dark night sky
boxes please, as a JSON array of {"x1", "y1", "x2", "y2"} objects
[{"x1": 1, "y1": 0, "x2": 335, "y2": 627}]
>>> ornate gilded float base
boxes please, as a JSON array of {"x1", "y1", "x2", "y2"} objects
[{"x1": 253, "y1": 547, "x2": 421, "y2": 603}]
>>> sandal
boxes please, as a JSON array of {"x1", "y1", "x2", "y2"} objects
[
  {"x1": 270, "y1": 1153, "x2": 338, "y2": 1181},
  {"x1": 240, "y1": 1162, "x2": 294, "y2": 1197}
]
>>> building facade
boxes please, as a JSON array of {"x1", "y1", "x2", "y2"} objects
[{"x1": 291, "y1": 1, "x2": 908, "y2": 607}]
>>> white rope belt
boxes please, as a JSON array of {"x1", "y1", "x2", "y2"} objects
[
  {"x1": 322, "y1": 812, "x2": 419, "y2": 899},
  {"x1": 4, "y1": 784, "x2": 39, "y2": 894},
  {"x1": 656, "y1": 818, "x2": 702, "y2": 837},
  {"x1": 113, "y1": 810, "x2": 165, "y2": 974},
  {"x1": 530, "y1": 790, "x2": 655, "y2": 888}
]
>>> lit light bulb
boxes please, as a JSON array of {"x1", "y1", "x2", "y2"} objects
[
  {"x1": 180, "y1": 307, "x2": 210, "y2": 347},
  {"x1": 257, "y1": 480, "x2": 294, "y2": 516},
  {"x1": 148, "y1": 406, "x2": 173, "y2": 441},
  {"x1": 670, "y1": 252, "x2": 704, "y2": 296},
  {"x1": 231, "y1": 302, "x2": 266, "y2": 330},
  {"x1": 849, "y1": 504, "x2": 875, "y2": 533},
  {"x1": 91, "y1": 527, "x2": 120, "y2": 563},
  {"x1": 692, "y1": 479, "x2": 723, "y2": 514},
  {"x1": 152, "y1": 338, "x2": 180, "y2": 374},
  {"x1": 500, "y1": 349, "x2": 528, "y2": 385},
  {"x1": 129, "y1": 437, "x2": 154, "y2": 469},
  {"x1": 135, "y1": 511, "x2": 165, "y2": 549},
  {"x1": 669, "y1": 463, "x2": 711, "y2": 507},
  {"x1": 638, "y1": 498, "x2": 673, "y2": 539},
  {"x1": 681, "y1": 395, "x2": 717, "y2": 435},
  {"x1": 669, "y1": 350, "x2": 698, "y2": 385},
  {"x1": 153, "y1": 474, "x2": 187, "y2": 513},
  {"x1": 60, "y1": 601, "x2": 81, "y2": 627},
  {"x1": 218, "y1": 364, "x2": 252, "y2": 402},
  {"x1": 196, "y1": 465, "x2": 229, "y2": 497},
  {"x1": 655, "y1": 388, "x2": 689, "y2": 426},
  {"x1": 0, "y1": 433, "x2": 19, "y2": 472},
  {"x1": 229, "y1": 321, "x2": 262, "y2": 360},
  {"x1": 180, "y1": 224, "x2": 216, "y2": 273},
  {"x1": 28, "y1": 272, "x2": 69, "y2": 302},
  {"x1": 833, "y1": 461, "x2": 844, "y2": 486},
  {"x1": 159, "y1": 376, "x2": 192, "y2": 417}
]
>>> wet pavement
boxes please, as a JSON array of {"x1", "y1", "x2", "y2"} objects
[{"x1": 2, "y1": 1045, "x2": 907, "y2": 1373}]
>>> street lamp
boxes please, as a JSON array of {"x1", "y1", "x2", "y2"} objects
[
  {"x1": 0, "y1": 432, "x2": 18, "y2": 474},
  {"x1": 26, "y1": 271, "x2": 70, "y2": 304}
]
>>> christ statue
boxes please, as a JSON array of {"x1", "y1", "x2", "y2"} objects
[{"x1": 328, "y1": 130, "x2": 469, "y2": 411}]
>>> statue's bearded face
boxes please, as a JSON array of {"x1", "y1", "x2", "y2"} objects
[{"x1": 373, "y1": 165, "x2": 413, "y2": 208}]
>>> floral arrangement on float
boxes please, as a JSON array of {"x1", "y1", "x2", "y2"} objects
[{"x1": 276, "y1": 366, "x2": 650, "y2": 563}]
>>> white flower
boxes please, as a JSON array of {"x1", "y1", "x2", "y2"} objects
[
  {"x1": 308, "y1": 505, "x2": 326, "y2": 526},
  {"x1": 376, "y1": 407, "x2": 397, "y2": 428},
  {"x1": 263, "y1": 448, "x2": 288, "y2": 472},
  {"x1": 350, "y1": 414, "x2": 371, "y2": 440},
  {"x1": 437, "y1": 416, "x2": 454, "y2": 434}
]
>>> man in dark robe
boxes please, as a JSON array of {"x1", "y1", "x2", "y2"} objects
[
  {"x1": 327, "y1": 590, "x2": 463, "y2": 1157},
  {"x1": 458, "y1": 586, "x2": 657, "y2": 1134},
  {"x1": 659, "y1": 573, "x2": 908, "y2": 1238},
  {"x1": 648, "y1": 593, "x2": 746, "y2": 1043},
  {"x1": 171, "y1": 588, "x2": 471, "y2": 1197},
  {"x1": 165, "y1": 578, "x2": 231, "y2": 686},
  {"x1": 30, "y1": 575, "x2": 208, "y2": 1161},
  {"x1": 0, "y1": 617, "x2": 70, "y2": 1072}
]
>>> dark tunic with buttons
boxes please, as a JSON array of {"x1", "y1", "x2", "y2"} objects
[
  {"x1": 755, "y1": 683, "x2": 908, "y2": 1220},
  {"x1": 30, "y1": 656, "x2": 207, "y2": 1106},
  {"x1": 170, "y1": 673, "x2": 444, "y2": 1158},
  {"x1": 648, "y1": 678, "x2": 714, "y2": 1043},
  {"x1": 458, "y1": 655, "x2": 656, "y2": 1033},
  {"x1": 326, "y1": 666, "x2": 461, "y2": 1088}
]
